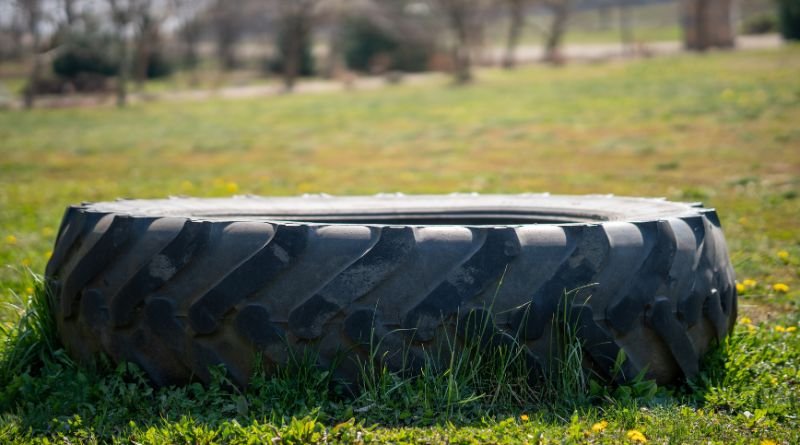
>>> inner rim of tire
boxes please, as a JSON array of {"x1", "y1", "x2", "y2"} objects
[{"x1": 217, "y1": 211, "x2": 593, "y2": 225}]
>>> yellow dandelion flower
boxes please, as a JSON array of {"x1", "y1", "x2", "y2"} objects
[
  {"x1": 5, "y1": 235, "x2": 17, "y2": 245},
  {"x1": 777, "y1": 250, "x2": 790, "y2": 261},
  {"x1": 226, "y1": 182, "x2": 239, "y2": 194},
  {"x1": 772, "y1": 283, "x2": 789, "y2": 293},
  {"x1": 297, "y1": 182, "x2": 315, "y2": 193},
  {"x1": 626, "y1": 429, "x2": 647, "y2": 443},
  {"x1": 739, "y1": 317, "x2": 752, "y2": 325},
  {"x1": 760, "y1": 440, "x2": 777, "y2": 445},
  {"x1": 775, "y1": 325, "x2": 786, "y2": 333},
  {"x1": 25, "y1": 287, "x2": 34, "y2": 295},
  {"x1": 44, "y1": 250, "x2": 52, "y2": 259},
  {"x1": 770, "y1": 377, "x2": 778, "y2": 385},
  {"x1": 787, "y1": 326, "x2": 797, "y2": 333},
  {"x1": 747, "y1": 324, "x2": 757, "y2": 333},
  {"x1": 21, "y1": 258, "x2": 31, "y2": 267},
  {"x1": 591, "y1": 421, "x2": 608, "y2": 432},
  {"x1": 520, "y1": 414, "x2": 529, "y2": 422},
  {"x1": 736, "y1": 282, "x2": 745, "y2": 293},
  {"x1": 742, "y1": 279, "x2": 757, "y2": 288}
]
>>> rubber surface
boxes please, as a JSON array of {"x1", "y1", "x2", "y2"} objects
[{"x1": 45, "y1": 194, "x2": 737, "y2": 386}]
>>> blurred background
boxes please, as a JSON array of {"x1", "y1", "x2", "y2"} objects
[
  {"x1": 0, "y1": 0, "x2": 795, "y2": 106},
  {"x1": 0, "y1": 0, "x2": 798, "y2": 326}
]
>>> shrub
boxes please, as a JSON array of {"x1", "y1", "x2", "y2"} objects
[
  {"x1": 343, "y1": 19, "x2": 398, "y2": 73},
  {"x1": 265, "y1": 25, "x2": 315, "y2": 77},
  {"x1": 342, "y1": 17, "x2": 433, "y2": 74},
  {"x1": 52, "y1": 30, "x2": 119, "y2": 79},
  {"x1": 144, "y1": 50, "x2": 172, "y2": 79},
  {"x1": 777, "y1": 0, "x2": 800, "y2": 40},
  {"x1": 54, "y1": 29, "x2": 173, "y2": 85},
  {"x1": 742, "y1": 13, "x2": 778, "y2": 35}
]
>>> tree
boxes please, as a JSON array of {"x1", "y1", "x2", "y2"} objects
[
  {"x1": 174, "y1": 0, "x2": 206, "y2": 84},
  {"x1": 435, "y1": 0, "x2": 484, "y2": 84},
  {"x1": 541, "y1": 0, "x2": 570, "y2": 64},
  {"x1": 63, "y1": 0, "x2": 78, "y2": 27},
  {"x1": 211, "y1": 0, "x2": 243, "y2": 70},
  {"x1": 6, "y1": 10, "x2": 27, "y2": 62},
  {"x1": 274, "y1": 0, "x2": 316, "y2": 91},
  {"x1": 776, "y1": 0, "x2": 800, "y2": 41},
  {"x1": 133, "y1": 9, "x2": 157, "y2": 89},
  {"x1": 502, "y1": 0, "x2": 526, "y2": 69},
  {"x1": 107, "y1": 0, "x2": 150, "y2": 107},
  {"x1": 315, "y1": 0, "x2": 375, "y2": 79},
  {"x1": 679, "y1": 0, "x2": 736, "y2": 51},
  {"x1": 17, "y1": 0, "x2": 43, "y2": 109},
  {"x1": 266, "y1": 0, "x2": 376, "y2": 91},
  {"x1": 338, "y1": 0, "x2": 439, "y2": 75}
]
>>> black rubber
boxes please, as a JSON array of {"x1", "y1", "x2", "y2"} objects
[{"x1": 45, "y1": 194, "x2": 737, "y2": 386}]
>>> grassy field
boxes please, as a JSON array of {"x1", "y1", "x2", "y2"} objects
[
  {"x1": 489, "y1": 1, "x2": 682, "y2": 46},
  {"x1": 0, "y1": 47, "x2": 799, "y2": 443}
]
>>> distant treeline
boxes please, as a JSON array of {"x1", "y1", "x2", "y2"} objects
[{"x1": 1, "y1": 0, "x2": 792, "y2": 109}]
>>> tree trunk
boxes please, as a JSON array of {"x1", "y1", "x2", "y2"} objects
[
  {"x1": 283, "y1": 24, "x2": 300, "y2": 91},
  {"x1": 543, "y1": 0, "x2": 570, "y2": 64},
  {"x1": 445, "y1": 1, "x2": 472, "y2": 84},
  {"x1": 117, "y1": 34, "x2": 131, "y2": 107},
  {"x1": 619, "y1": 0, "x2": 634, "y2": 55},
  {"x1": 680, "y1": 0, "x2": 736, "y2": 51},
  {"x1": 134, "y1": 15, "x2": 158, "y2": 91},
  {"x1": 281, "y1": 11, "x2": 310, "y2": 92},
  {"x1": 23, "y1": 0, "x2": 42, "y2": 109},
  {"x1": 502, "y1": 0, "x2": 525, "y2": 69},
  {"x1": 134, "y1": 36, "x2": 150, "y2": 90},
  {"x1": 64, "y1": 0, "x2": 77, "y2": 26},
  {"x1": 24, "y1": 35, "x2": 41, "y2": 109},
  {"x1": 181, "y1": 21, "x2": 201, "y2": 86},
  {"x1": 694, "y1": 0, "x2": 710, "y2": 51},
  {"x1": 218, "y1": 33, "x2": 237, "y2": 70},
  {"x1": 214, "y1": 0, "x2": 240, "y2": 71},
  {"x1": 452, "y1": 45, "x2": 471, "y2": 84}
]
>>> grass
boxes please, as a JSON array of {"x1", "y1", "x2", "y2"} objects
[
  {"x1": 489, "y1": 0, "x2": 775, "y2": 46},
  {"x1": 488, "y1": 1, "x2": 682, "y2": 46},
  {"x1": 0, "y1": 46, "x2": 799, "y2": 443}
]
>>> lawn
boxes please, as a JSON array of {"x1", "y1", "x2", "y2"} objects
[
  {"x1": 0, "y1": 46, "x2": 799, "y2": 443},
  {"x1": 488, "y1": 1, "x2": 682, "y2": 46}
]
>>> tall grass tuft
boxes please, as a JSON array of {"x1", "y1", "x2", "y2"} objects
[
  {"x1": 542, "y1": 287, "x2": 590, "y2": 407},
  {"x1": 352, "y1": 284, "x2": 600, "y2": 421},
  {"x1": 0, "y1": 272, "x2": 59, "y2": 389}
]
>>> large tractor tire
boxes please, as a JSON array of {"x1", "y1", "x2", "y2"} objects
[{"x1": 45, "y1": 194, "x2": 736, "y2": 387}]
